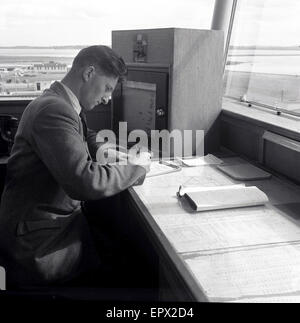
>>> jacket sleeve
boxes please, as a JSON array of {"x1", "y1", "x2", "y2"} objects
[
  {"x1": 85, "y1": 125, "x2": 120, "y2": 162},
  {"x1": 86, "y1": 128, "x2": 101, "y2": 160},
  {"x1": 30, "y1": 103, "x2": 146, "y2": 201},
  {"x1": 81, "y1": 111, "x2": 112, "y2": 161}
]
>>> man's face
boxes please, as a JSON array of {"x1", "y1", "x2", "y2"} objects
[{"x1": 80, "y1": 67, "x2": 118, "y2": 111}]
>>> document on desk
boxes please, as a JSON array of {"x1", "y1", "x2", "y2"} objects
[
  {"x1": 158, "y1": 207, "x2": 300, "y2": 253},
  {"x1": 176, "y1": 154, "x2": 223, "y2": 167},
  {"x1": 184, "y1": 243, "x2": 300, "y2": 302},
  {"x1": 146, "y1": 161, "x2": 181, "y2": 177},
  {"x1": 179, "y1": 185, "x2": 268, "y2": 212}
]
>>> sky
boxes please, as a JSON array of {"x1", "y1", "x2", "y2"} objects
[
  {"x1": 232, "y1": 0, "x2": 300, "y2": 47},
  {"x1": 0, "y1": 0, "x2": 299, "y2": 47},
  {"x1": 0, "y1": 0, "x2": 214, "y2": 46}
]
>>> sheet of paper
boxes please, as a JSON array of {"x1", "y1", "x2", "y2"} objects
[
  {"x1": 177, "y1": 154, "x2": 223, "y2": 167},
  {"x1": 184, "y1": 243, "x2": 300, "y2": 302},
  {"x1": 158, "y1": 207, "x2": 300, "y2": 253},
  {"x1": 123, "y1": 81, "x2": 156, "y2": 135},
  {"x1": 135, "y1": 165, "x2": 234, "y2": 202},
  {"x1": 146, "y1": 161, "x2": 180, "y2": 177}
]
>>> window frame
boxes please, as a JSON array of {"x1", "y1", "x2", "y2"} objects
[{"x1": 222, "y1": 0, "x2": 300, "y2": 138}]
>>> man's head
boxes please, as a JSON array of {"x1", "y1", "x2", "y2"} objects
[{"x1": 67, "y1": 45, "x2": 127, "y2": 111}]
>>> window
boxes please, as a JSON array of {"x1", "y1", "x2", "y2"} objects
[
  {"x1": 224, "y1": 0, "x2": 300, "y2": 115},
  {"x1": 0, "y1": 0, "x2": 214, "y2": 100}
]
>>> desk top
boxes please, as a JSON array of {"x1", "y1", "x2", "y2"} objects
[{"x1": 130, "y1": 156, "x2": 300, "y2": 302}]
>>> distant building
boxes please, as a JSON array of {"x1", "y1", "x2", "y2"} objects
[
  {"x1": 0, "y1": 82, "x2": 36, "y2": 93},
  {"x1": 36, "y1": 80, "x2": 54, "y2": 91},
  {"x1": 33, "y1": 61, "x2": 68, "y2": 73},
  {"x1": 0, "y1": 80, "x2": 54, "y2": 95}
]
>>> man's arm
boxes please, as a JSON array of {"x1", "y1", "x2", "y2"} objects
[
  {"x1": 86, "y1": 128, "x2": 102, "y2": 160},
  {"x1": 79, "y1": 111, "x2": 114, "y2": 161},
  {"x1": 30, "y1": 103, "x2": 146, "y2": 201}
]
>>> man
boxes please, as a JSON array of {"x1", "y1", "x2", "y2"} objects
[{"x1": 0, "y1": 45, "x2": 151, "y2": 288}]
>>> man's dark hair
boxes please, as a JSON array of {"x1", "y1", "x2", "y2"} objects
[{"x1": 72, "y1": 45, "x2": 127, "y2": 79}]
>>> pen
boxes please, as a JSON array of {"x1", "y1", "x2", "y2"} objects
[{"x1": 159, "y1": 160, "x2": 179, "y2": 169}]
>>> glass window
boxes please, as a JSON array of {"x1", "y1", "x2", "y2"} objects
[
  {"x1": 224, "y1": 0, "x2": 300, "y2": 114},
  {"x1": 0, "y1": 0, "x2": 214, "y2": 100}
]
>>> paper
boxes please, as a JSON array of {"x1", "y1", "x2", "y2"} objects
[
  {"x1": 123, "y1": 81, "x2": 156, "y2": 135},
  {"x1": 158, "y1": 207, "x2": 300, "y2": 253},
  {"x1": 184, "y1": 244, "x2": 300, "y2": 302},
  {"x1": 146, "y1": 161, "x2": 181, "y2": 178},
  {"x1": 177, "y1": 154, "x2": 223, "y2": 167}
]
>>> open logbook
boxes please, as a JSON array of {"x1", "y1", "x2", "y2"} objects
[{"x1": 178, "y1": 184, "x2": 269, "y2": 212}]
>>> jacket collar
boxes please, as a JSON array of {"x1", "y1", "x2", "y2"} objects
[
  {"x1": 60, "y1": 82, "x2": 81, "y2": 116},
  {"x1": 44, "y1": 81, "x2": 86, "y2": 137},
  {"x1": 47, "y1": 81, "x2": 74, "y2": 108}
]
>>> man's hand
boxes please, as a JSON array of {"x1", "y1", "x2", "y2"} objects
[
  {"x1": 96, "y1": 143, "x2": 152, "y2": 173},
  {"x1": 128, "y1": 151, "x2": 152, "y2": 173},
  {"x1": 105, "y1": 148, "x2": 128, "y2": 163}
]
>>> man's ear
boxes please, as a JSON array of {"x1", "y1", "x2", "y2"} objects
[{"x1": 82, "y1": 66, "x2": 96, "y2": 82}]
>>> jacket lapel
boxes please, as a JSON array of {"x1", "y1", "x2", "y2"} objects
[{"x1": 47, "y1": 82, "x2": 85, "y2": 138}]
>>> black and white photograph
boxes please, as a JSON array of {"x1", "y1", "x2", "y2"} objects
[{"x1": 0, "y1": 0, "x2": 300, "y2": 312}]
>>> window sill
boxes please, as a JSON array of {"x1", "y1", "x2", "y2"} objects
[{"x1": 221, "y1": 97, "x2": 300, "y2": 141}]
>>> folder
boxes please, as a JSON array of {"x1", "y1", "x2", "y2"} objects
[{"x1": 178, "y1": 185, "x2": 269, "y2": 212}]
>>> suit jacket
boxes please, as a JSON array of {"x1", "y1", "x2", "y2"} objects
[{"x1": 0, "y1": 81, "x2": 146, "y2": 287}]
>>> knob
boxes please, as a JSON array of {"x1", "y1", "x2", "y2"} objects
[{"x1": 156, "y1": 108, "x2": 165, "y2": 117}]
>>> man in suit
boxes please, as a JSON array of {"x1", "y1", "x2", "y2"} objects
[{"x1": 0, "y1": 45, "x2": 151, "y2": 288}]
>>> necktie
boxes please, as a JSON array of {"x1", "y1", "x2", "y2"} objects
[
  {"x1": 79, "y1": 111, "x2": 87, "y2": 140},
  {"x1": 79, "y1": 111, "x2": 93, "y2": 160}
]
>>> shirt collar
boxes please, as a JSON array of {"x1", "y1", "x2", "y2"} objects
[{"x1": 60, "y1": 82, "x2": 81, "y2": 116}]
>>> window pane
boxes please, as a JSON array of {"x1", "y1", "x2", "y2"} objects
[
  {"x1": 0, "y1": 0, "x2": 214, "y2": 99},
  {"x1": 224, "y1": 0, "x2": 300, "y2": 113}
]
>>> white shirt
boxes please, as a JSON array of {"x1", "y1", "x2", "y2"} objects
[{"x1": 60, "y1": 82, "x2": 81, "y2": 116}]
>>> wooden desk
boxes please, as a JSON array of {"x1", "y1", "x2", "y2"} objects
[{"x1": 127, "y1": 156, "x2": 300, "y2": 302}]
